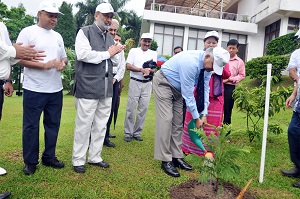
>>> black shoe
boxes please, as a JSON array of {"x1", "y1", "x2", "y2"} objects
[
  {"x1": 161, "y1": 161, "x2": 180, "y2": 177},
  {"x1": 0, "y1": 191, "x2": 10, "y2": 199},
  {"x1": 133, "y1": 136, "x2": 143, "y2": 141},
  {"x1": 42, "y1": 158, "x2": 65, "y2": 169},
  {"x1": 124, "y1": 137, "x2": 132, "y2": 142},
  {"x1": 172, "y1": 158, "x2": 193, "y2": 170},
  {"x1": 74, "y1": 165, "x2": 85, "y2": 173},
  {"x1": 88, "y1": 161, "x2": 109, "y2": 168},
  {"x1": 23, "y1": 164, "x2": 36, "y2": 175},
  {"x1": 104, "y1": 140, "x2": 115, "y2": 147},
  {"x1": 109, "y1": 133, "x2": 116, "y2": 138},
  {"x1": 281, "y1": 167, "x2": 300, "y2": 177},
  {"x1": 293, "y1": 180, "x2": 300, "y2": 188}
]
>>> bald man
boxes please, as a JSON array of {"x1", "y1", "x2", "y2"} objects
[{"x1": 103, "y1": 19, "x2": 126, "y2": 147}]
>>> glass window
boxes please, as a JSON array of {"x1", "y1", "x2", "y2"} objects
[
  {"x1": 154, "y1": 24, "x2": 164, "y2": 34},
  {"x1": 188, "y1": 38, "x2": 197, "y2": 50},
  {"x1": 174, "y1": 36, "x2": 183, "y2": 48},
  {"x1": 162, "y1": 35, "x2": 173, "y2": 55},
  {"x1": 189, "y1": 29, "x2": 198, "y2": 38},
  {"x1": 153, "y1": 24, "x2": 184, "y2": 56},
  {"x1": 174, "y1": 27, "x2": 184, "y2": 36},
  {"x1": 154, "y1": 34, "x2": 163, "y2": 55},
  {"x1": 165, "y1": 26, "x2": 174, "y2": 35},
  {"x1": 197, "y1": 39, "x2": 204, "y2": 50}
]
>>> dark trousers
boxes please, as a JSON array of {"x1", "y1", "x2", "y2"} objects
[
  {"x1": 0, "y1": 80, "x2": 4, "y2": 120},
  {"x1": 223, "y1": 84, "x2": 236, "y2": 125},
  {"x1": 288, "y1": 111, "x2": 300, "y2": 169},
  {"x1": 22, "y1": 89, "x2": 63, "y2": 165},
  {"x1": 182, "y1": 99, "x2": 186, "y2": 126},
  {"x1": 105, "y1": 81, "x2": 120, "y2": 142}
]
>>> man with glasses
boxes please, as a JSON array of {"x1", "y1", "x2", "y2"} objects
[
  {"x1": 16, "y1": 0, "x2": 67, "y2": 175},
  {"x1": 123, "y1": 33, "x2": 157, "y2": 142},
  {"x1": 104, "y1": 19, "x2": 126, "y2": 147},
  {"x1": 72, "y1": 2, "x2": 124, "y2": 173}
]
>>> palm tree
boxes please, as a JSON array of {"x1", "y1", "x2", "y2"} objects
[
  {"x1": 75, "y1": 0, "x2": 130, "y2": 28},
  {"x1": 119, "y1": 10, "x2": 142, "y2": 47}
]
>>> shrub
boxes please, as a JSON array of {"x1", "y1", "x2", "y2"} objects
[
  {"x1": 61, "y1": 48, "x2": 76, "y2": 94},
  {"x1": 246, "y1": 55, "x2": 290, "y2": 83},
  {"x1": 266, "y1": 31, "x2": 299, "y2": 56}
]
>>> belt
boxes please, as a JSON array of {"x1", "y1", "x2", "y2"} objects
[
  {"x1": 0, "y1": 80, "x2": 4, "y2": 86},
  {"x1": 130, "y1": 77, "x2": 151, "y2": 83}
]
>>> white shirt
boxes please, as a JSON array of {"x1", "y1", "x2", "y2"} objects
[
  {"x1": 17, "y1": 25, "x2": 67, "y2": 93},
  {"x1": 0, "y1": 22, "x2": 19, "y2": 80},
  {"x1": 126, "y1": 48, "x2": 157, "y2": 80},
  {"x1": 287, "y1": 48, "x2": 300, "y2": 78},
  {"x1": 113, "y1": 50, "x2": 125, "y2": 82}
]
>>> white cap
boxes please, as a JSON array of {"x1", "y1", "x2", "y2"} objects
[
  {"x1": 295, "y1": 29, "x2": 300, "y2": 39},
  {"x1": 95, "y1": 2, "x2": 118, "y2": 16},
  {"x1": 141, "y1": 33, "x2": 153, "y2": 40},
  {"x1": 204, "y1": 30, "x2": 219, "y2": 41},
  {"x1": 38, "y1": 1, "x2": 63, "y2": 15},
  {"x1": 212, "y1": 47, "x2": 230, "y2": 75}
]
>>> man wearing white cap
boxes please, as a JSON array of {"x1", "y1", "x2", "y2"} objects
[
  {"x1": 16, "y1": 0, "x2": 67, "y2": 175},
  {"x1": 123, "y1": 33, "x2": 157, "y2": 142},
  {"x1": 153, "y1": 47, "x2": 229, "y2": 177},
  {"x1": 0, "y1": 19, "x2": 44, "y2": 199},
  {"x1": 103, "y1": 19, "x2": 126, "y2": 148},
  {"x1": 72, "y1": 1, "x2": 124, "y2": 173}
]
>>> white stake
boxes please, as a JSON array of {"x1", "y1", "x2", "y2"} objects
[{"x1": 259, "y1": 64, "x2": 272, "y2": 183}]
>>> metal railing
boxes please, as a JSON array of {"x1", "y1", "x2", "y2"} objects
[{"x1": 150, "y1": 3, "x2": 253, "y2": 23}]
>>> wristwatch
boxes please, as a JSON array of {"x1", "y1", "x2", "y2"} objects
[
  {"x1": 5, "y1": 79, "x2": 12, "y2": 84},
  {"x1": 202, "y1": 114, "x2": 207, "y2": 117}
]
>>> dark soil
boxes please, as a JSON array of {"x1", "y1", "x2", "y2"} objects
[{"x1": 170, "y1": 180, "x2": 256, "y2": 199}]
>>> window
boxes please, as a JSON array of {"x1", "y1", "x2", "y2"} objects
[
  {"x1": 153, "y1": 24, "x2": 184, "y2": 56},
  {"x1": 221, "y1": 32, "x2": 248, "y2": 61},
  {"x1": 288, "y1": 17, "x2": 299, "y2": 33},
  {"x1": 264, "y1": 20, "x2": 280, "y2": 54},
  {"x1": 187, "y1": 28, "x2": 207, "y2": 50}
]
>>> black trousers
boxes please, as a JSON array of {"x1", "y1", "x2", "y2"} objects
[
  {"x1": 0, "y1": 80, "x2": 4, "y2": 121},
  {"x1": 288, "y1": 111, "x2": 300, "y2": 169},
  {"x1": 22, "y1": 89, "x2": 62, "y2": 165},
  {"x1": 223, "y1": 84, "x2": 236, "y2": 125},
  {"x1": 105, "y1": 81, "x2": 120, "y2": 141}
]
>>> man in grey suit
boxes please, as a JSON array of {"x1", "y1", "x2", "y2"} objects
[{"x1": 72, "y1": 2, "x2": 124, "y2": 173}]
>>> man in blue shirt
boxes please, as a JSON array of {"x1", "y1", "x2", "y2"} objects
[{"x1": 153, "y1": 47, "x2": 229, "y2": 177}]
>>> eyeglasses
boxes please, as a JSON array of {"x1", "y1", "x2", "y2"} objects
[{"x1": 142, "y1": 39, "x2": 152, "y2": 43}]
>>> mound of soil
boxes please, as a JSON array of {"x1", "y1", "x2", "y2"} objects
[{"x1": 170, "y1": 180, "x2": 255, "y2": 199}]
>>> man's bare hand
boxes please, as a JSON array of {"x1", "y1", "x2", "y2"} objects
[
  {"x1": 43, "y1": 59, "x2": 65, "y2": 70},
  {"x1": 108, "y1": 43, "x2": 125, "y2": 57},
  {"x1": 13, "y1": 43, "x2": 46, "y2": 60},
  {"x1": 4, "y1": 82, "x2": 14, "y2": 97},
  {"x1": 142, "y1": 68, "x2": 151, "y2": 76}
]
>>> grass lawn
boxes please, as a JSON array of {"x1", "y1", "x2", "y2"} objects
[{"x1": 0, "y1": 75, "x2": 300, "y2": 198}]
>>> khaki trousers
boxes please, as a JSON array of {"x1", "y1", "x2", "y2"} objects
[{"x1": 153, "y1": 70, "x2": 184, "y2": 162}]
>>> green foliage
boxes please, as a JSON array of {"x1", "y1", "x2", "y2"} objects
[
  {"x1": 150, "y1": 40, "x2": 158, "y2": 51},
  {"x1": 266, "y1": 31, "x2": 300, "y2": 56},
  {"x1": 124, "y1": 38, "x2": 135, "y2": 57},
  {"x1": 54, "y1": 1, "x2": 76, "y2": 49},
  {"x1": 233, "y1": 86, "x2": 292, "y2": 142},
  {"x1": 186, "y1": 124, "x2": 250, "y2": 192},
  {"x1": 61, "y1": 48, "x2": 76, "y2": 94},
  {"x1": 119, "y1": 10, "x2": 142, "y2": 47},
  {"x1": 245, "y1": 55, "x2": 290, "y2": 83},
  {"x1": 0, "y1": 3, "x2": 34, "y2": 43}
]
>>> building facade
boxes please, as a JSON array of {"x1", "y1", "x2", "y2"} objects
[{"x1": 141, "y1": 0, "x2": 300, "y2": 61}]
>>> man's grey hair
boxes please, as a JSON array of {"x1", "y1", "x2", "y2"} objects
[{"x1": 205, "y1": 47, "x2": 214, "y2": 59}]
